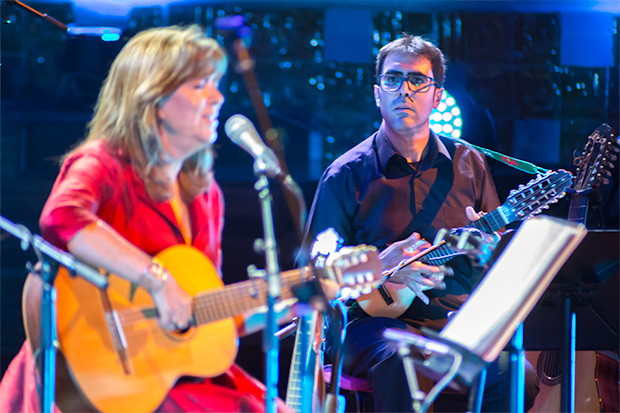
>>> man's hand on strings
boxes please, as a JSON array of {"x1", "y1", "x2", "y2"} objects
[
  {"x1": 466, "y1": 206, "x2": 485, "y2": 221},
  {"x1": 379, "y1": 232, "x2": 452, "y2": 305},
  {"x1": 465, "y1": 205, "x2": 503, "y2": 241}
]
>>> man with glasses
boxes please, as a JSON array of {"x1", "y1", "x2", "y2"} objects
[{"x1": 303, "y1": 34, "x2": 539, "y2": 411}]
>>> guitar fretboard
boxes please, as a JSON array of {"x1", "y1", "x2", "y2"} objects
[
  {"x1": 192, "y1": 267, "x2": 323, "y2": 326},
  {"x1": 568, "y1": 193, "x2": 588, "y2": 225},
  {"x1": 419, "y1": 207, "x2": 507, "y2": 266},
  {"x1": 140, "y1": 266, "x2": 330, "y2": 326},
  {"x1": 285, "y1": 314, "x2": 317, "y2": 412}
]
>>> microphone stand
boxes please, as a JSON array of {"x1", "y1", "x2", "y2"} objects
[
  {"x1": 0, "y1": 216, "x2": 107, "y2": 413},
  {"x1": 251, "y1": 165, "x2": 282, "y2": 413}
]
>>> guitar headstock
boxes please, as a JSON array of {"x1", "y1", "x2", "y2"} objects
[
  {"x1": 502, "y1": 169, "x2": 573, "y2": 222},
  {"x1": 323, "y1": 245, "x2": 382, "y2": 300},
  {"x1": 571, "y1": 123, "x2": 618, "y2": 193}
]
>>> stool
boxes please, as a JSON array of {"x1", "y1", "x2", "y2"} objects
[{"x1": 323, "y1": 364, "x2": 373, "y2": 412}]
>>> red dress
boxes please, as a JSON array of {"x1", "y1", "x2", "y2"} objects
[{"x1": 0, "y1": 140, "x2": 289, "y2": 412}]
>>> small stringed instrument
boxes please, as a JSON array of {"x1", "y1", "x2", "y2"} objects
[
  {"x1": 286, "y1": 231, "x2": 346, "y2": 413},
  {"x1": 22, "y1": 244, "x2": 382, "y2": 413},
  {"x1": 285, "y1": 312, "x2": 320, "y2": 413},
  {"x1": 527, "y1": 123, "x2": 619, "y2": 413},
  {"x1": 357, "y1": 169, "x2": 573, "y2": 318}
]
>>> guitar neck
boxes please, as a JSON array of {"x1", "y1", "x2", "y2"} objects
[
  {"x1": 568, "y1": 192, "x2": 589, "y2": 225},
  {"x1": 189, "y1": 267, "x2": 325, "y2": 327},
  {"x1": 420, "y1": 208, "x2": 507, "y2": 266},
  {"x1": 470, "y1": 207, "x2": 508, "y2": 233},
  {"x1": 285, "y1": 314, "x2": 317, "y2": 412}
]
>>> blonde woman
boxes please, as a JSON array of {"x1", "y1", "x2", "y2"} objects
[{"x1": 0, "y1": 25, "x2": 290, "y2": 412}]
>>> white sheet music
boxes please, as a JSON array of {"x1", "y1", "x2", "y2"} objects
[{"x1": 440, "y1": 216, "x2": 587, "y2": 362}]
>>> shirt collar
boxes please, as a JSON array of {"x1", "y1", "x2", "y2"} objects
[{"x1": 375, "y1": 127, "x2": 452, "y2": 175}]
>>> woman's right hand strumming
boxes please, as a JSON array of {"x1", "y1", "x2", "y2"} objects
[
  {"x1": 66, "y1": 220, "x2": 193, "y2": 332},
  {"x1": 143, "y1": 264, "x2": 193, "y2": 331}
]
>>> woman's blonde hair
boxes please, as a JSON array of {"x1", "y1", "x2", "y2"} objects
[{"x1": 85, "y1": 25, "x2": 227, "y2": 199}]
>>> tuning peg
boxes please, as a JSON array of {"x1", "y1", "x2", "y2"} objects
[
  {"x1": 337, "y1": 257, "x2": 349, "y2": 269},
  {"x1": 361, "y1": 286, "x2": 373, "y2": 294},
  {"x1": 340, "y1": 287, "x2": 353, "y2": 300}
]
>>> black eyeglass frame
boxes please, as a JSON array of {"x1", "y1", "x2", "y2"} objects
[{"x1": 377, "y1": 73, "x2": 441, "y2": 93}]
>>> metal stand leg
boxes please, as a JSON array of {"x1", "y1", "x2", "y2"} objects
[
  {"x1": 38, "y1": 261, "x2": 58, "y2": 413},
  {"x1": 467, "y1": 366, "x2": 487, "y2": 413},
  {"x1": 398, "y1": 344, "x2": 425, "y2": 412},
  {"x1": 561, "y1": 296, "x2": 575, "y2": 413},
  {"x1": 509, "y1": 324, "x2": 525, "y2": 413},
  {"x1": 0, "y1": 216, "x2": 108, "y2": 413},
  {"x1": 254, "y1": 174, "x2": 281, "y2": 413}
]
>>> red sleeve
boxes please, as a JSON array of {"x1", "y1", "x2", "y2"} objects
[{"x1": 39, "y1": 149, "x2": 117, "y2": 251}]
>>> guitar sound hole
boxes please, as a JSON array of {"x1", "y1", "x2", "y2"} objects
[{"x1": 537, "y1": 350, "x2": 562, "y2": 386}]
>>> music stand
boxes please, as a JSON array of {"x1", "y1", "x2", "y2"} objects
[
  {"x1": 383, "y1": 216, "x2": 587, "y2": 413},
  {"x1": 523, "y1": 230, "x2": 619, "y2": 412}
]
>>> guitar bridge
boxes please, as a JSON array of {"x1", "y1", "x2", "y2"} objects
[{"x1": 99, "y1": 289, "x2": 133, "y2": 375}]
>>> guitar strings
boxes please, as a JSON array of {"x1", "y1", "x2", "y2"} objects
[{"x1": 115, "y1": 271, "x2": 300, "y2": 333}]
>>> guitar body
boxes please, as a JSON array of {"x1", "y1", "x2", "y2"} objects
[
  {"x1": 356, "y1": 282, "x2": 414, "y2": 318},
  {"x1": 24, "y1": 245, "x2": 238, "y2": 413},
  {"x1": 526, "y1": 350, "x2": 619, "y2": 412},
  {"x1": 23, "y1": 244, "x2": 382, "y2": 412}
]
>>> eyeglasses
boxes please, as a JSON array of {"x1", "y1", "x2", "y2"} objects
[{"x1": 377, "y1": 73, "x2": 439, "y2": 93}]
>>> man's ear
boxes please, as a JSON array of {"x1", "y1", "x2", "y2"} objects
[
  {"x1": 373, "y1": 85, "x2": 381, "y2": 107},
  {"x1": 433, "y1": 88, "x2": 444, "y2": 108}
]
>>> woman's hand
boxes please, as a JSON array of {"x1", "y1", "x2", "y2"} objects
[
  {"x1": 67, "y1": 221, "x2": 193, "y2": 332},
  {"x1": 148, "y1": 271, "x2": 193, "y2": 332}
]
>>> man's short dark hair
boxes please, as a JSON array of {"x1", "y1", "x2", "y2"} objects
[{"x1": 375, "y1": 34, "x2": 447, "y2": 87}]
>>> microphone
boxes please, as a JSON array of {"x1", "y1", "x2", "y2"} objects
[{"x1": 225, "y1": 114, "x2": 282, "y2": 177}]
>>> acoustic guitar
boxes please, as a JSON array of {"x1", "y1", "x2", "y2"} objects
[
  {"x1": 357, "y1": 169, "x2": 573, "y2": 318},
  {"x1": 22, "y1": 244, "x2": 382, "y2": 412},
  {"x1": 527, "y1": 123, "x2": 619, "y2": 413}
]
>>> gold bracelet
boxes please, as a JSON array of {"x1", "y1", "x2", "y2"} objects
[{"x1": 139, "y1": 259, "x2": 169, "y2": 292}]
